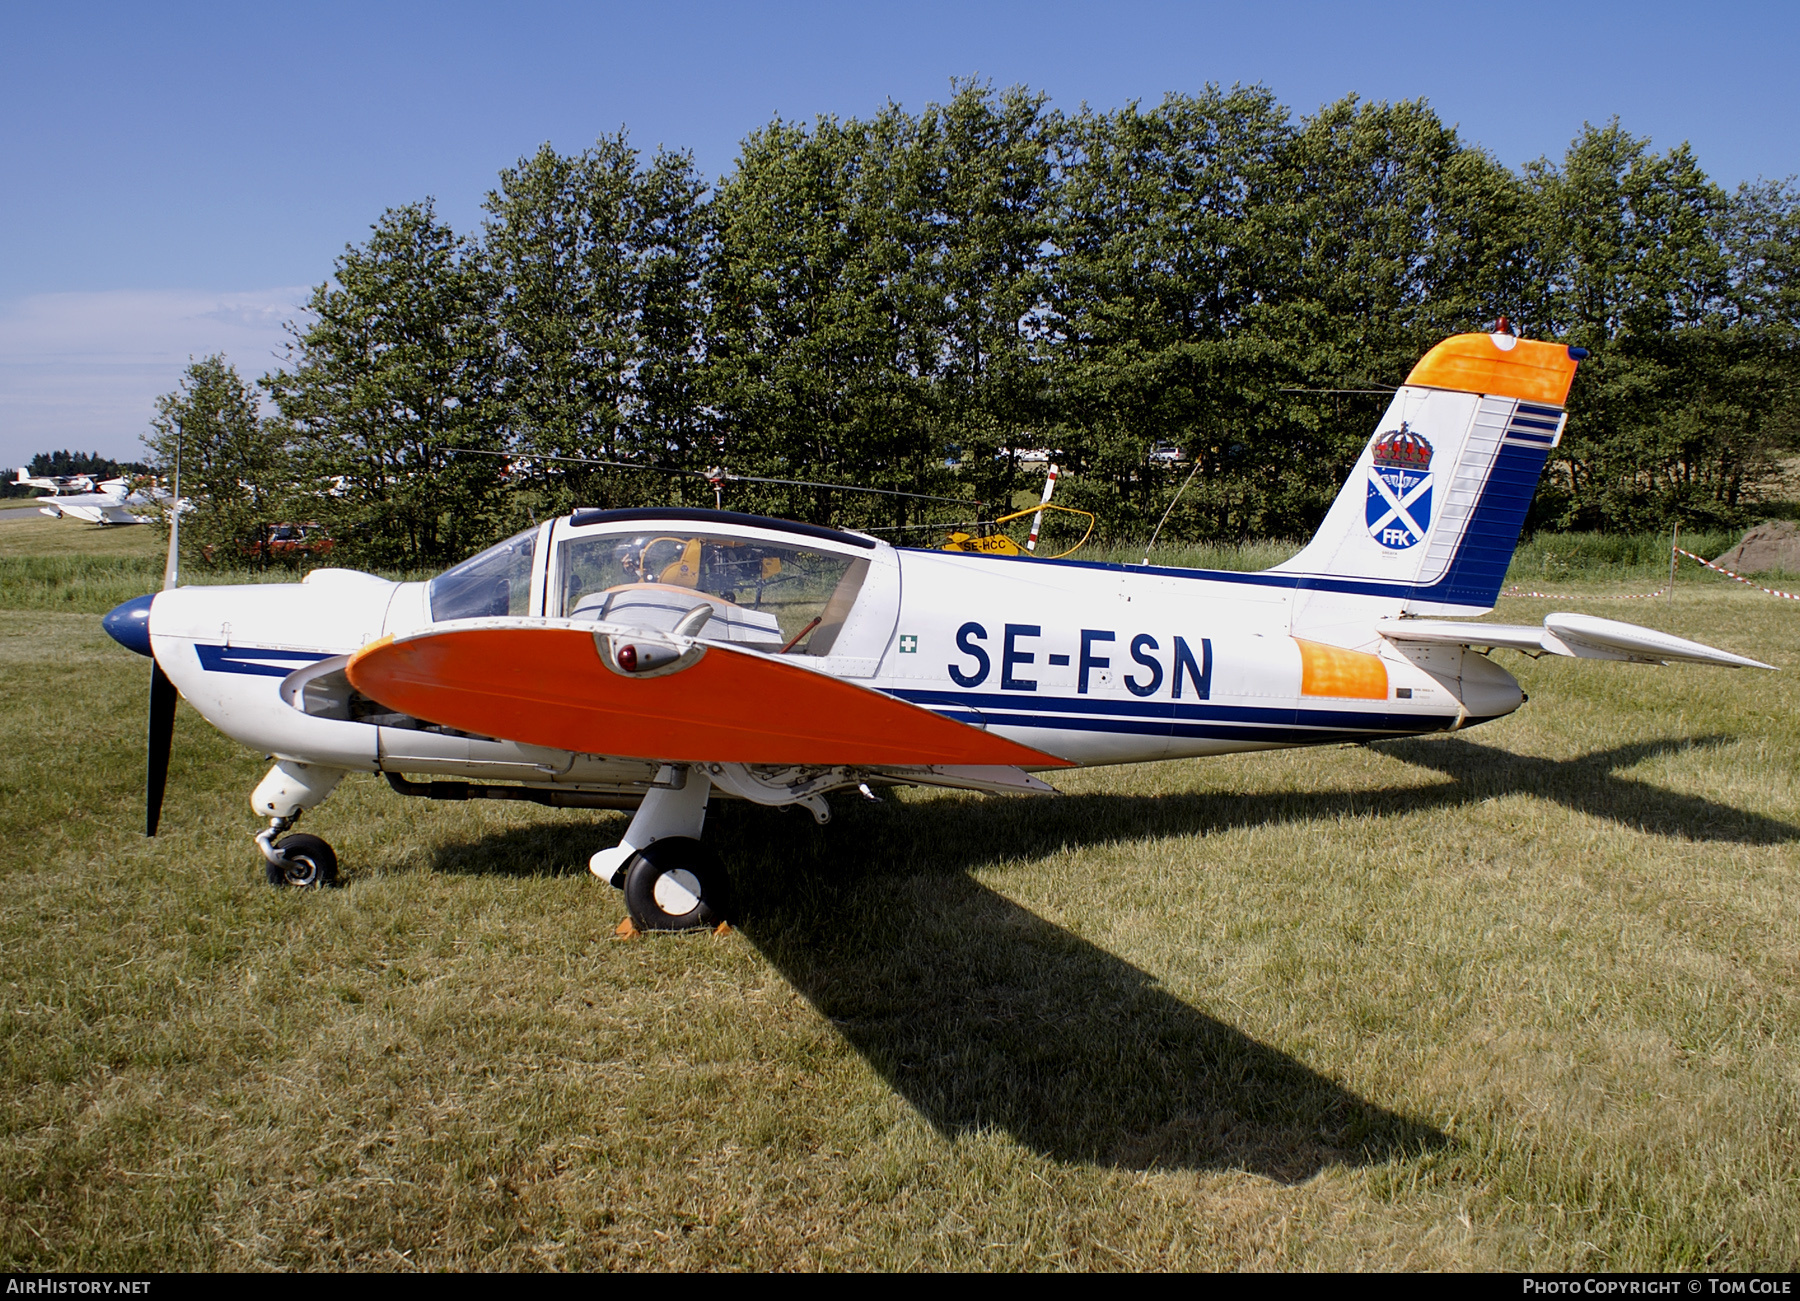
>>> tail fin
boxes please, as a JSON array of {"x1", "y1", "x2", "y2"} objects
[{"x1": 1274, "y1": 332, "x2": 1583, "y2": 621}]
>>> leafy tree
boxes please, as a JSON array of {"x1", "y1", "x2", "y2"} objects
[
  {"x1": 1244, "y1": 97, "x2": 1535, "y2": 538},
  {"x1": 481, "y1": 136, "x2": 712, "y2": 515},
  {"x1": 921, "y1": 82, "x2": 1064, "y2": 518},
  {"x1": 704, "y1": 110, "x2": 928, "y2": 527},
  {"x1": 193, "y1": 89, "x2": 1800, "y2": 556},
  {"x1": 142, "y1": 356, "x2": 290, "y2": 567},
  {"x1": 704, "y1": 85, "x2": 1065, "y2": 534},
  {"x1": 265, "y1": 201, "x2": 507, "y2": 569},
  {"x1": 29, "y1": 450, "x2": 134, "y2": 478},
  {"x1": 1049, "y1": 87, "x2": 1291, "y2": 536},
  {"x1": 1524, "y1": 122, "x2": 1784, "y2": 529}
]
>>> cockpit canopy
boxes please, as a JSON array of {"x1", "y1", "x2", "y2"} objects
[
  {"x1": 425, "y1": 509, "x2": 880, "y2": 659},
  {"x1": 428, "y1": 526, "x2": 537, "y2": 621},
  {"x1": 556, "y1": 528, "x2": 868, "y2": 654}
]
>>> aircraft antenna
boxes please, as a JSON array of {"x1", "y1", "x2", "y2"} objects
[{"x1": 1142, "y1": 459, "x2": 1201, "y2": 565}]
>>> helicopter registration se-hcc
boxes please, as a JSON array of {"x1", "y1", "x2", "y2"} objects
[{"x1": 102, "y1": 332, "x2": 1773, "y2": 930}]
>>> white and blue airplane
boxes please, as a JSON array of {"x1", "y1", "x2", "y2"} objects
[{"x1": 101, "y1": 331, "x2": 1774, "y2": 930}]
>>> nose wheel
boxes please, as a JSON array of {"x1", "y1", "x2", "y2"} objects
[
  {"x1": 622, "y1": 837, "x2": 732, "y2": 931},
  {"x1": 255, "y1": 817, "x2": 339, "y2": 888}
]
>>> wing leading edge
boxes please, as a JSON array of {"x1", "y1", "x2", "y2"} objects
[{"x1": 344, "y1": 619, "x2": 1074, "y2": 768}]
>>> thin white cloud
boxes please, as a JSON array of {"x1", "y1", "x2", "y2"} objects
[{"x1": 0, "y1": 287, "x2": 314, "y2": 468}]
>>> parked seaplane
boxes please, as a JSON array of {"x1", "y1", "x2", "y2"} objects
[{"x1": 101, "y1": 332, "x2": 1775, "y2": 929}]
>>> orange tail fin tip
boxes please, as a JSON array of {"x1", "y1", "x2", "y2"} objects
[{"x1": 1405, "y1": 333, "x2": 1584, "y2": 405}]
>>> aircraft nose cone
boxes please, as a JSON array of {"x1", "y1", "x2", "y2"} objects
[{"x1": 103, "y1": 593, "x2": 156, "y2": 657}]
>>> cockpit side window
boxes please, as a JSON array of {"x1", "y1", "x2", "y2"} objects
[
  {"x1": 428, "y1": 527, "x2": 538, "y2": 621},
  {"x1": 557, "y1": 530, "x2": 867, "y2": 653}
]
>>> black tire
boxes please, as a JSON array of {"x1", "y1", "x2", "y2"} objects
[
  {"x1": 265, "y1": 833, "x2": 338, "y2": 888},
  {"x1": 623, "y1": 837, "x2": 731, "y2": 931}
]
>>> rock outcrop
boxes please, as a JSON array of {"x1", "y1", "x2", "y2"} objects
[{"x1": 1714, "y1": 520, "x2": 1800, "y2": 573}]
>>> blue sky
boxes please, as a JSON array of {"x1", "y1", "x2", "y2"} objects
[{"x1": 2, "y1": 0, "x2": 1796, "y2": 467}]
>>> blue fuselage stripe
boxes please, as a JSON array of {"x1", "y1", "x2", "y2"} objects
[
  {"x1": 195, "y1": 644, "x2": 330, "y2": 677},
  {"x1": 888, "y1": 686, "x2": 1457, "y2": 739}
]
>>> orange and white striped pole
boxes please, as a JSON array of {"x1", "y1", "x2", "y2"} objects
[{"x1": 1026, "y1": 463, "x2": 1058, "y2": 552}]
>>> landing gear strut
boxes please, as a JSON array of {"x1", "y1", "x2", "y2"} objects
[
  {"x1": 250, "y1": 760, "x2": 346, "y2": 889},
  {"x1": 590, "y1": 765, "x2": 734, "y2": 931}
]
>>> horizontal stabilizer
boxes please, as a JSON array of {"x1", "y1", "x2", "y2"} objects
[{"x1": 1377, "y1": 613, "x2": 1775, "y2": 669}]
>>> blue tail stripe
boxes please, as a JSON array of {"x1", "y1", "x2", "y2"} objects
[{"x1": 1431, "y1": 440, "x2": 1552, "y2": 607}]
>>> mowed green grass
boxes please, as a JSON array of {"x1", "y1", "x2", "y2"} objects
[{"x1": 2, "y1": 514, "x2": 1798, "y2": 1270}]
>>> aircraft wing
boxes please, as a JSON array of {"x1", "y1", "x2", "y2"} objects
[
  {"x1": 37, "y1": 493, "x2": 145, "y2": 524},
  {"x1": 344, "y1": 619, "x2": 1074, "y2": 768},
  {"x1": 1377, "y1": 613, "x2": 1774, "y2": 669}
]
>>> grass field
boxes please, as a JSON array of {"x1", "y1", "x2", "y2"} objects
[{"x1": 2, "y1": 513, "x2": 1798, "y2": 1270}]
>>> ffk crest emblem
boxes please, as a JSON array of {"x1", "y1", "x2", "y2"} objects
[{"x1": 1365, "y1": 424, "x2": 1433, "y2": 550}]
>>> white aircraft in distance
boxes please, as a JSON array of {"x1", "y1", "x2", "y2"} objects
[
  {"x1": 15, "y1": 468, "x2": 179, "y2": 526},
  {"x1": 14, "y1": 467, "x2": 113, "y2": 495},
  {"x1": 35, "y1": 482, "x2": 151, "y2": 525},
  {"x1": 101, "y1": 331, "x2": 1776, "y2": 930}
]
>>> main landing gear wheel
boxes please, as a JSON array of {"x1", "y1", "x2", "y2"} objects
[
  {"x1": 265, "y1": 833, "x2": 338, "y2": 888},
  {"x1": 622, "y1": 837, "x2": 732, "y2": 932}
]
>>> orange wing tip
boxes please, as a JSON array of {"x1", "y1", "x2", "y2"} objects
[
  {"x1": 1296, "y1": 639, "x2": 1389, "y2": 700},
  {"x1": 1405, "y1": 333, "x2": 1581, "y2": 406}
]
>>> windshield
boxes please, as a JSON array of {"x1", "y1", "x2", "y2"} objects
[
  {"x1": 557, "y1": 529, "x2": 868, "y2": 654},
  {"x1": 428, "y1": 526, "x2": 538, "y2": 621}
]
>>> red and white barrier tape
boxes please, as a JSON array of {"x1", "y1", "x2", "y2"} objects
[
  {"x1": 1673, "y1": 547, "x2": 1800, "y2": 601},
  {"x1": 1505, "y1": 582, "x2": 1669, "y2": 600},
  {"x1": 1506, "y1": 548, "x2": 1800, "y2": 602}
]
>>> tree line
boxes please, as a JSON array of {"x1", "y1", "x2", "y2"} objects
[{"x1": 145, "y1": 83, "x2": 1800, "y2": 570}]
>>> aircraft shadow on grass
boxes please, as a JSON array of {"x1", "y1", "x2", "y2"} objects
[
  {"x1": 731, "y1": 843, "x2": 1445, "y2": 1179},
  {"x1": 428, "y1": 732, "x2": 1792, "y2": 1177}
]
